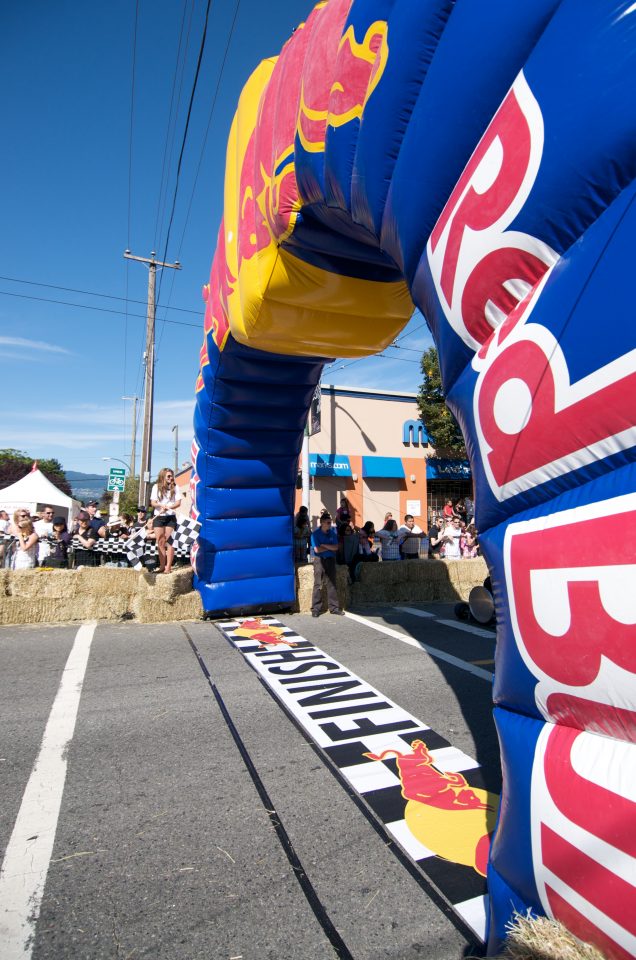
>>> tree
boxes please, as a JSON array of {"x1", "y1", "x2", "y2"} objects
[
  {"x1": 417, "y1": 347, "x2": 466, "y2": 454},
  {"x1": 118, "y1": 476, "x2": 141, "y2": 518},
  {"x1": 0, "y1": 449, "x2": 73, "y2": 496}
]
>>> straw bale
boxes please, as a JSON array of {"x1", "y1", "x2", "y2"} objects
[
  {"x1": 0, "y1": 593, "x2": 129, "y2": 625},
  {"x1": 294, "y1": 564, "x2": 314, "y2": 613},
  {"x1": 294, "y1": 562, "x2": 350, "y2": 613},
  {"x1": 74, "y1": 567, "x2": 138, "y2": 596},
  {"x1": 7, "y1": 569, "x2": 69, "y2": 600},
  {"x1": 145, "y1": 568, "x2": 193, "y2": 601},
  {"x1": 133, "y1": 591, "x2": 203, "y2": 624},
  {"x1": 485, "y1": 914, "x2": 606, "y2": 960}
]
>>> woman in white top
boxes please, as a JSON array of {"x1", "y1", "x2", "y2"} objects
[
  {"x1": 150, "y1": 467, "x2": 182, "y2": 574},
  {"x1": 10, "y1": 509, "x2": 39, "y2": 570},
  {"x1": 442, "y1": 517, "x2": 463, "y2": 560}
]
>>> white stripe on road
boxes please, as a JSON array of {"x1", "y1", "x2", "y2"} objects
[
  {"x1": 393, "y1": 606, "x2": 436, "y2": 619},
  {"x1": 396, "y1": 606, "x2": 495, "y2": 638},
  {"x1": 344, "y1": 611, "x2": 494, "y2": 682},
  {"x1": 435, "y1": 618, "x2": 496, "y2": 639},
  {"x1": 0, "y1": 621, "x2": 96, "y2": 959}
]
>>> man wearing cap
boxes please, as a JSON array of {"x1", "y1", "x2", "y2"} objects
[
  {"x1": 85, "y1": 501, "x2": 106, "y2": 538},
  {"x1": 133, "y1": 505, "x2": 148, "y2": 530},
  {"x1": 310, "y1": 513, "x2": 344, "y2": 617}
]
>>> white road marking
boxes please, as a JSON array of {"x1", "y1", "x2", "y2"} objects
[
  {"x1": 394, "y1": 606, "x2": 436, "y2": 618},
  {"x1": 435, "y1": 618, "x2": 496, "y2": 639},
  {"x1": 0, "y1": 621, "x2": 97, "y2": 959},
  {"x1": 343, "y1": 611, "x2": 494, "y2": 681},
  {"x1": 396, "y1": 606, "x2": 495, "y2": 638}
]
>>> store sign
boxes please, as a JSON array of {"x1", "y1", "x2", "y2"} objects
[
  {"x1": 309, "y1": 454, "x2": 352, "y2": 477},
  {"x1": 426, "y1": 458, "x2": 471, "y2": 480},
  {"x1": 403, "y1": 419, "x2": 428, "y2": 446}
]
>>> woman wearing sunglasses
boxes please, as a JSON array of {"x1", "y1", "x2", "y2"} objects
[
  {"x1": 150, "y1": 468, "x2": 182, "y2": 574},
  {"x1": 10, "y1": 509, "x2": 39, "y2": 570}
]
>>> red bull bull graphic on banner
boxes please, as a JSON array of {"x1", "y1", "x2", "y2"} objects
[
  {"x1": 218, "y1": 617, "x2": 500, "y2": 941},
  {"x1": 194, "y1": 1, "x2": 636, "y2": 952}
]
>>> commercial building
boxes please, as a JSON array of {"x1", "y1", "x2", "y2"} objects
[
  {"x1": 295, "y1": 384, "x2": 472, "y2": 530},
  {"x1": 175, "y1": 384, "x2": 472, "y2": 532}
]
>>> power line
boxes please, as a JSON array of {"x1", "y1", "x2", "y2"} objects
[
  {"x1": 125, "y1": 0, "x2": 140, "y2": 409},
  {"x1": 156, "y1": 0, "x2": 214, "y2": 308},
  {"x1": 157, "y1": 0, "x2": 242, "y2": 357},
  {"x1": 0, "y1": 288, "x2": 200, "y2": 329},
  {"x1": 0, "y1": 274, "x2": 201, "y2": 315},
  {"x1": 153, "y1": 0, "x2": 193, "y2": 252}
]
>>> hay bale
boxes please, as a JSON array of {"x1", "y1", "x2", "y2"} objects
[
  {"x1": 143, "y1": 568, "x2": 193, "y2": 601},
  {"x1": 294, "y1": 562, "x2": 350, "y2": 613},
  {"x1": 7, "y1": 569, "x2": 62, "y2": 599},
  {"x1": 486, "y1": 914, "x2": 606, "y2": 960},
  {"x1": 74, "y1": 567, "x2": 138, "y2": 597},
  {"x1": 294, "y1": 564, "x2": 314, "y2": 613},
  {"x1": 134, "y1": 591, "x2": 203, "y2": 623},
  {"x1": 0, "y1": 596, "x2": 125, "y2": 625}
]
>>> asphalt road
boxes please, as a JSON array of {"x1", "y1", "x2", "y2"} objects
[{"x1": 0, "y1": 604, "x2": 499, "y2": 960}]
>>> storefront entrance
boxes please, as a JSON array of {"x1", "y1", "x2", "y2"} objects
[{"x1": 427, "y1": 480, "x2": 473, "y2": 522}]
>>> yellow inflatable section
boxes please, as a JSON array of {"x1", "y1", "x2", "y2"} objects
[{"x1": 217, "y1": 19, "x2": 413, "y2": 359}]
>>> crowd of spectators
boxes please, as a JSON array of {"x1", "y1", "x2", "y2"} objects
[
  {"x1": 294, "y1": 495, "x2": 480, "y2": 581},
  {"x1": 0, "y1": 495, "x2": 176, "y2": 571},
  {"x1": 0, "y1": 467, "x2": 185, "y2": 571}
]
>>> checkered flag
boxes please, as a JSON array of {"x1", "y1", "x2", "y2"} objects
[
  {"x1": 171, "y1": 516, "x2": 201, "y2": 551},
  {"x1": 124, "y1": 529, "x2": 147, "y2": 570},
  {"x1": 123, "y1": 518, "x2": 201, "y2": 571}
]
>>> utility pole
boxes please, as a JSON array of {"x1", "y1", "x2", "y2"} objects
[
  {"x1": 172, "y1": 424, "x2": 179, "y2": 476},
  {"x1": 124, "y1": 250, "x2": 181, "y2": 506},
  {"x1": 122, "y1": 395, "x2": 139, "y2": 478}
]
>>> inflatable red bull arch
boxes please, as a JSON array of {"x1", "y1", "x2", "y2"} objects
[{"x1": 192, "y1": 1, "x2": 636, "y2": 954}]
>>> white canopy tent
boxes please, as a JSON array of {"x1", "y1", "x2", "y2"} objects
[{"x1": 0, "y1": 467, "x2": 82, "y2": 523}]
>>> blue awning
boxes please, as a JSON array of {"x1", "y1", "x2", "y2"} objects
[
  {"x1": 309, "y1": 454, "x2": 352, "y2": 477},
  {"x1": 362, "y1": 456, "x2": 405, "y2": 479},
  {"x1": 426, "y1": 458, "x2": 471, "y2": 480}
]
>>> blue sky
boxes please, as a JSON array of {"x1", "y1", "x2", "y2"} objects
[{"x1": 0, "y1": 0, "x2": 431, "y2": 477}]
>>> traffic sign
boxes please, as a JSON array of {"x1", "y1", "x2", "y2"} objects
[{"x1": 107, "y1": 467, "x2": 126, "y2": 492}]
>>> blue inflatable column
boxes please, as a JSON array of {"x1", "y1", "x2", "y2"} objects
[{"x1": 193, "y1": 334, "x2": 324, "y2": 616}]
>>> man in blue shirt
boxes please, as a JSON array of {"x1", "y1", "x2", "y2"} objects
[{"x1": 310, "y1": 513, "x2": 344, "y2": 618}]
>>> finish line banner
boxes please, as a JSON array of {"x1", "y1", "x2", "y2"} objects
[{"x1": 217, "y1": 617, "x2": 498, "y2": 942}]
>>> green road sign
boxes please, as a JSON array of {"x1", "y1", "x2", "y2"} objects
[{"x1": 107, "y1": 467, "x2": 126, "y2": 492}]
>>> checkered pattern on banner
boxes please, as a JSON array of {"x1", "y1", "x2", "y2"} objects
[
  {"x1": 216, "y1": 617, "x2": 494, "y2": 942},
  {"x1": 1, "y1": 524, "x2": 201, "y2": 569},
  {"x1": 122, "y1": 517, "x2": 201, "y2": 569}
]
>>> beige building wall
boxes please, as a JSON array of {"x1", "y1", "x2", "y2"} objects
[{"x1": 306, "y1": 385, "x2": 431, "y2": 530}]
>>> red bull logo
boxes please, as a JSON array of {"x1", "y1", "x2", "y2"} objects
[
  {"x1": 202, "y1": 220, "x2": 235, "y2": 352},
  {"x1": 532, "y1": 724, "x2": 636, "y2": 960},
  {"x1": 427, "y1": 72, "x2": 557, "y2": 352},
  {"x1": 473, "y1": 272, "x2": 636, "y2": 503},
  {"x1": 233, "y1": 618, "x2": 299, "y2": 650},
  {"x1": 298, "y1": 19, "x2": 389, "y2": 153},
  {"x1": 365, "y1": 739, "x2": 498, "y2": 876}
]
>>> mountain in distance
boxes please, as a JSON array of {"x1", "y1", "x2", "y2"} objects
[
  {"x1": 65, "y1": 470, "x2": 108, "y2": 502},
  {"x1": 66, "y1": 471, "x2": 108, "y2": 481}
]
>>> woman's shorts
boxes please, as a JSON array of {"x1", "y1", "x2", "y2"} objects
[{"x1": 153, "y1": 514, "x2": 176, "y2": 528}]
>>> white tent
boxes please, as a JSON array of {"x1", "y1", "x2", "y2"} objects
[{"x1": 0, "y1": 467, "x2": 81, "y2": 523}]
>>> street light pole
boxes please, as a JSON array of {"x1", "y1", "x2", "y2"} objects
[
  {"x1": 124, "y1": 250, "x2": 181, "y2": 506},
  {"x1": 102, "y1": 456, "x2": 131, "y2": 472},
  {"x1": 122, "y1": 395, "x2": 138, "y2": 479},
  {"x1": 172, "y1": 424, "x2": 179, "y2": 476}
]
